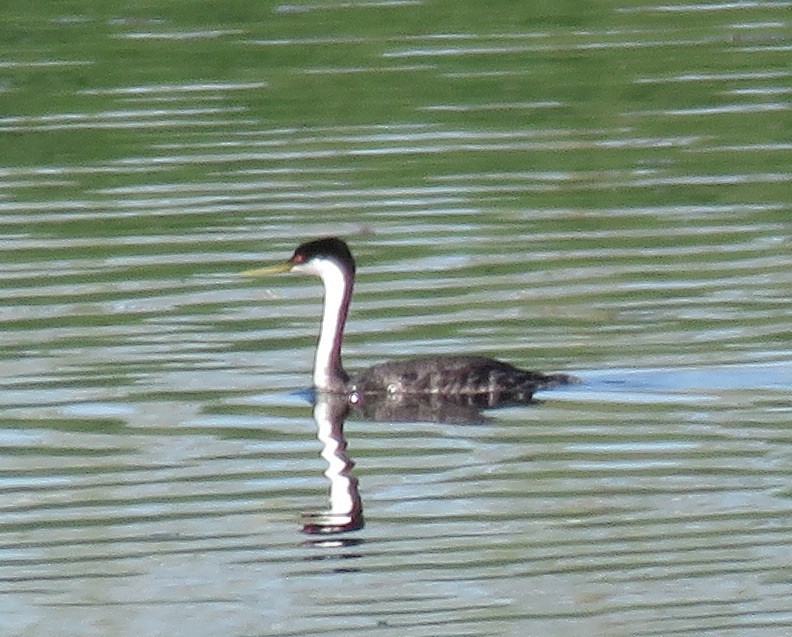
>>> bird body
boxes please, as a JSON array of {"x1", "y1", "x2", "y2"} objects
[
  {"x1": 243, "y1": 237, "x2": 575, "y2": 402},
  {"x1": 350, "y1": 355, "x2": 570, "y2": 400}
]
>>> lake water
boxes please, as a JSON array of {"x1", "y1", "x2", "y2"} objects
[{"x1": 1, "y1": 2, "x2": 790, "y2": 636}]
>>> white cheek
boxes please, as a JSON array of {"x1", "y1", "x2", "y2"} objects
[
  {"x1": 290, "y1": 262, "x2": 312, "y2": 275},
  {"x1": 292, "y1": 259, "x2": 333, "y2": 278}
]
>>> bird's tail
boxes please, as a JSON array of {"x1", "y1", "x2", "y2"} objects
[{"x1": 538, "y1": 372, "x2": 581, "y2": 388}]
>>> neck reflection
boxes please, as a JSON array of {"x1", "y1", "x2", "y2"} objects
[{"x1": 301, "y1": 392, "x2": 364, "y2": 535}]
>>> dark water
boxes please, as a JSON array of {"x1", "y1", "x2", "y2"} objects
[{"x1": 1, "y1": 2, "x2": 790, "y2": 636}]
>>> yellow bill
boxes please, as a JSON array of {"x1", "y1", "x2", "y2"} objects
[{"x1": 240, "y1": 262, "x2": 292, "y2": 277}]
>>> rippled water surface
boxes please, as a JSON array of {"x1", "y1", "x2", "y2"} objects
[{"x1": 1, "y1": 2, "x2": 790, "y2": 636}]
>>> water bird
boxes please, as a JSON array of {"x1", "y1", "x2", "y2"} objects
[{"x1": 242, "y1": 237, "x2": 576, "y2": 402}]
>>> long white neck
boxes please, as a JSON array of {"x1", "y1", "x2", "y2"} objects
[{"x1": 296, "y1": 258, "x2": 352, "y2": 393}]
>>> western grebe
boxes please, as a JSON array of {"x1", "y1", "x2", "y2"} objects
[{"x1": 242, "y1": 237, "x2": 576, "y2": 401}]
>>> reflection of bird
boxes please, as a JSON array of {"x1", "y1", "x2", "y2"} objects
[
  {"x1": 302, "y1": 393, "x2": 363, "y2": 536},
  {"x1": 243, "y1": 237, "x2": 576, "y2": 401}
]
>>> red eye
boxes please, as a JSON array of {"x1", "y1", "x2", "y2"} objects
[{"x1": 292, "y1": 254, "x2": 305, "y2": 264}]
